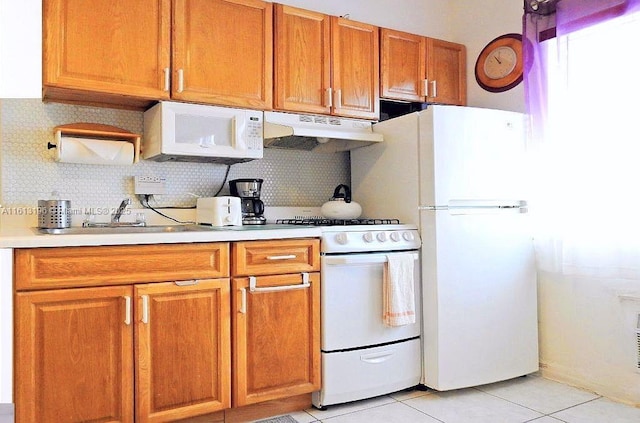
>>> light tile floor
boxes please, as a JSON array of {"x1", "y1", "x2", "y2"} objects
[{"x1": 266, "y1": 374, "x2": 640, "y2": 423}]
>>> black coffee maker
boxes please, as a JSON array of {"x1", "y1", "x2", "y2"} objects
[{"x1": 229, "y1": 178, "x2": 266, "y2": 225}]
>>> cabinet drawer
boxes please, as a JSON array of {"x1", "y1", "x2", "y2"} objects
[
  {"x1": 232, "y1": 239, "x2": 320, "y2": 276},
  {"x1": 15, "y1": 243, "x2": 229, "y2": 290}
]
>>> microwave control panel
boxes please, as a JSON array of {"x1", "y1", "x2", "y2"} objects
[{"x1": 244, "y1": 115, "x2": 264, "y2": 151}]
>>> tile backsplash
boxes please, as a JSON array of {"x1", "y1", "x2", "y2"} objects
[{"x1": 0, "y1": 99, "x2": 350, "y2": 210}]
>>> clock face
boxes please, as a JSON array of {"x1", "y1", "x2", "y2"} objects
[
  {"x1": 475, "y1": 33, "x2": 523, "y2": 93},
  {"x1": 483, "y1": 46, "x2": 517, "y2": 79}
]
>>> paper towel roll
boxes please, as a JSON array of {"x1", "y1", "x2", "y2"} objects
[{"x1": 56, "y1": 136, "x2": 135, "y2": 165}]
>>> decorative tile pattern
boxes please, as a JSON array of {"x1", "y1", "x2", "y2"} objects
[{"x1": 0, "y1": 99, "x2": 349, "y2": 209}]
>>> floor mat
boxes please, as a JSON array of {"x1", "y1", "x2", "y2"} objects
[{"x1": 254, "y1": 415, "x2": 299, "y2": 423}]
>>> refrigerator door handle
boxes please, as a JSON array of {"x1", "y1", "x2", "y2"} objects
[
  {"x1": 418, "y1": 205, "x2": 448, "y2": 211},
  {"x1": 419, "y1": 201, "x2": 528, "y2": 214},
  {"x1": 448, "y1": 199, "x2": 527, "y2": 209}
]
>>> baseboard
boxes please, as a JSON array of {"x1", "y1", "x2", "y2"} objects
[
  {"x1": 224, "y1": 394, "x2": 311, "y2": 423},
  {"x1": 540, "y1": 361, "x2": 639, "y2": 407}
]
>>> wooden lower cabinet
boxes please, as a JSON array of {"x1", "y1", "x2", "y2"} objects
[
  {"x1": 14, "y1": 240, "x2": 320, "y2": 422},
  {"x1": 135, "y1": 280, "x2": 231, "y2": 422},
  {"x1": 232, "y1": 273, "x2": 321, "y2": 406},
  {"x1": 15, "y1": 285, "x2": 135, "y2": 423},
  {"x1": 15, "y1": 280, "x2": 231, "y2": 423}
]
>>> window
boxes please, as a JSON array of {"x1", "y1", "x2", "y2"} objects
[{"x1": 530, "y1": 11, "x2": 640, "y2": 278}]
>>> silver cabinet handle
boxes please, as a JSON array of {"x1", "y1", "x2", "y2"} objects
[
  {"x1": 422, "y1": 79, "x2": 429, "y2": 97},
  {"x1": 431, "y1": 80, "x2": 437, "y2": 98},
  {"x1": 177, "y1": 69, "x2": 184, "y2": 93},
  {"x1": 239, "y1": 288, "x2": 247, "y2": 314},
  {"x1": 326, "y1": 87, "x2": 333, "y2": 107},
  {"x1": 335, "y1": 89, "x2": 342, "y2": 107},
  {"x1": 163, "y1": 67, "x2": 170, "y2": 91},
  {"x1": 175, "y1": 280, "x2": 199, "y2": 286},
  {"x1": 249, "y1": 273, "x2": 310, "y2": 293},
  {"x1": 141, "y1": 295, "x2": 149, "y2": 324},
  {"x1": 124, "y1": 296, "x2": 131, "y2": 325},
  {"x1": 266, "y1": 254, "x2": 296, "y2": 261}
]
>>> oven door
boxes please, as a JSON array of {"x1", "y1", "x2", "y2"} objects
[{"x1": 320, "y1": 252, "x2": 421, "y2": 351}]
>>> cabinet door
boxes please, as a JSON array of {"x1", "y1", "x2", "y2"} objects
[
  {"x1": 380, "y1": 28, "x2": 426, "y2": 102},
  {"x1": 274, "y1": 4, "x2": 331, "y2": 114},
  {"x1": 135, "y1": 279, "x2": 231, "y2": 422},
  {"x1": 173, "y1": 0, "x2": 273, "y2": 109},
  {"x1": 15, "y1": 286, "x2": 134, "y2": 423},
  {"x1": 232, "y1": 273, "x2": 320, "y2": 406},
  {"x1": 331, "y1": 17, "x2": 380, "y2": 120},
  {"x1": 43, "y1": 0, "x2": 171, "y2": 108},
  {"x1": 426, "y1": 38, "x2": 467, "y2": 105}
]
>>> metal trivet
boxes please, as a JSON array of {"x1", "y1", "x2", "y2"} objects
[{"x1": 275, "y1": 218, "x2": 401, "y2": 226}]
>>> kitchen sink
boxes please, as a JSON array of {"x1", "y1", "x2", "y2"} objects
[{"x1": 34, "y1": 224, "x2": 214, "y2": 235}]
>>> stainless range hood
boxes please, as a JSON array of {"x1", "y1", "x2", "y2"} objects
[{"x1": 263, "y1": 111, "x2": 383, "y2": 153}]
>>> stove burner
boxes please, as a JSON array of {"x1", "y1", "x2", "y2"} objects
[{"x1": 275, "y1": 218, "x2": 401, "y2": 226}]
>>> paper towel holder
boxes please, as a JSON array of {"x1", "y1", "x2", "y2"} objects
[{"x1": 51, "y1": 123, "x2": 141, "y2": 164}]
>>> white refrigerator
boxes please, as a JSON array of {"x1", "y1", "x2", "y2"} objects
[{"x1": 351, "y1": 105, "x2": 539, "y2": 391}]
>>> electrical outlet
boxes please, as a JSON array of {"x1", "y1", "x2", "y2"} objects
[{"x1": 134, "y1": 175, "x2": 167, "y2": 195}]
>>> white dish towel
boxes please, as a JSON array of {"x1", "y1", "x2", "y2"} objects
[{"x1": 383, "y1": 253, "x2": 416, "y2": 327}]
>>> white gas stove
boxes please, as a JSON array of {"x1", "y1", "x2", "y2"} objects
[
  {"x1": 265, "y1": 207, "x2": 420, "y2": 254},
  {"x1": 266, "y1": 207, "x2": 423, "y2": 408}
]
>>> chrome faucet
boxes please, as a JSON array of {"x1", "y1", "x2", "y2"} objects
[{"x1": 111, "y1": 198, "x2": 131, "y2": 223}]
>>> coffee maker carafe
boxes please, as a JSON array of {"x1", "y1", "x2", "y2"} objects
[{"x1": 229, "y1": 178, "x2": 267, "y2": 225}]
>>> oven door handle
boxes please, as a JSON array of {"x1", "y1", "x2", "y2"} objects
[
  {"x1": 249, "y1": 273, "x2": 311, "y2": 293},
  {"x1": 323, "y1": 252, "x2": 419, "y2": 266}
]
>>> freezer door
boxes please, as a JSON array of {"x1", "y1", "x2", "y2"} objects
[
  {"x1": 421, "y1": 207, "x2": 538, "y2": 390},
  {"x1": 418, "y1": 106, "x2": 527, "y2": 207}
]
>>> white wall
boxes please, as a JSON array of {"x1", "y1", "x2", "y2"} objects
[
  {"x1": 274, "y1": 0, "x2": 452, "y2": 38},
  {"x1": 0, "y1": 0, "x2": 41, "y2": 98},
  {"x1": 0, "y1": 249, "x2": 12, "y2": 403},
  {"x1": 450, "y1": 0, "x2": 525, "y2": 113},
  {"x1": 538, "y1": 272, "x2": 640, "y2": 405}
]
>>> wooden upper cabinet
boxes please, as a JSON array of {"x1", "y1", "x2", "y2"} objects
[
  {"x1": 380, "y1": 28, "x2": 466, "y2": 105},
  {"x1": 274, "y1": 7, "x2": 379, "y2": 120},
  {"x1": 331, "y1": 17, "x2": 380, "y2": 120},
  {"x1": 426, "y1": 37, "x2": 467, "y2": 105},
  {"x1": 173, "y1": 0, "x2": 273, "y2": 109},
  {"x1": 15, "y1": 285, "x2": 134, "y2": 423},
  {"x1": 380, "y1": 28, "x2": 426, "y2": 102},
  {"x1": 135, "y1": 280, "x2": 231, "y2": 422},
  {"x1": 274, "y1": 4, "x2": 331, "y2": 115},
  {"x1": 43, "y1": 0, "x2": 171, "y2": 109}
]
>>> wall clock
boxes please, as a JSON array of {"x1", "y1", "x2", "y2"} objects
[{"x1": 475, "y1": 33, "x2": 523, "y2": 93}]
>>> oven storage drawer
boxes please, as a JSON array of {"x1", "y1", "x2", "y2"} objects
[
  {"x1": 313, "y1": 338, "x2": 422, "y2": 408},
  {"x1": 232, "y1": 239, "x2": 320, "y2": 276}
]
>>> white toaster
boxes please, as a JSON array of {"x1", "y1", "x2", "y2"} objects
[{"x1": 196, "y1": 196, "x2": 242, "y2": 226}]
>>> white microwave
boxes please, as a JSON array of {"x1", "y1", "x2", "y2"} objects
[{"x1": 142, "y1": 101, "x2": 263, "y2": 164}]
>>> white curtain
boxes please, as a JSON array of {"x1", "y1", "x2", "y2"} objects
[{"x1": 529, "y1": 11, "x2": 640, "y2": 279}]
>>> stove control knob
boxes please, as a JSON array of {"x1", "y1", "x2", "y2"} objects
[
  {"x1": 390, "y1": 231, "x2": 401, "y2": 242},
  {"x1": 363, "y1": 232, "x2": 375, "y2": 243},
  {"x1": 376, "y1": 232, "x2": 387, "y2": 242},
  {"x1": 335, "y1": 233, "x2": 349, "y2": 245},
  {"x1": 403, "y1": 231, "x2": 416, "y2": 242}
]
